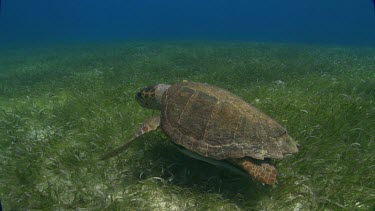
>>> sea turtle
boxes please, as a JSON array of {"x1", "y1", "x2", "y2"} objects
[{"x1": 102, "y1": 81, "x2": 298, "y2": 185}]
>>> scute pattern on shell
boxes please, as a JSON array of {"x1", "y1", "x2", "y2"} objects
[{"x1": 161, "y1": 81, "x2": 298, "y2": 160}]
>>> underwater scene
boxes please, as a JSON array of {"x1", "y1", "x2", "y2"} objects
[{"x1": 0, "y1": 0, "x2": 374, "y2": 210}]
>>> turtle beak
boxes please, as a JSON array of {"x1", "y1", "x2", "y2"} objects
[{"x1": 135, "y1": 91, "x2": 144, "y2": 104}]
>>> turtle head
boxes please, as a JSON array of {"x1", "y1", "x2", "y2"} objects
[{"x1": 135, "y1": 84, "x2": 170, "y2": 110}]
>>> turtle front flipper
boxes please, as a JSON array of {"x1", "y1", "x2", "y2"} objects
[
  {"x1": 232, "y1": 157, "x2": 277, "y2": 185},
  {"x1": 100, "y1": 116, "x2": 160, "y2": 160}
]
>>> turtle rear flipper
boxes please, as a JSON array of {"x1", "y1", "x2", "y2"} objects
[
  {"x1": 232, "y1": 157, "x2": 277, "y2": 185},
  {"x1": 100, "y1": 116, "x2": 160, "y2": 160}
]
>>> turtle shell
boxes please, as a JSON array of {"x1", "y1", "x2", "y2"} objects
[{"x1": 160, "y1": 81, "x2": 298, "y2": 160}]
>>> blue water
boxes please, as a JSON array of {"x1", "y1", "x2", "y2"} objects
[{"x1": 0, "y1": 0, "x2": 374, "y2": 46}]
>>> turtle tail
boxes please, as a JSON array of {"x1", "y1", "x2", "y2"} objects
[{"x1": 235, "y1": 157, "x2": 277, "y2": 185}]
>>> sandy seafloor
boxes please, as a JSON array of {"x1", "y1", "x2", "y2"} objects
[{"x1": 0, "y1": 42, "x2": 374, "y2": 210}]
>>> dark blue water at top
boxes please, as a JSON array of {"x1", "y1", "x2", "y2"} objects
[{"x1": 0, "y1": 0, "x2": 374, "y2": 46}]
